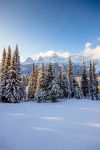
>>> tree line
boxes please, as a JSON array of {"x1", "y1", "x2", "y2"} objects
[
  {"x1": 27, "y1": 58, "x2": 99, "y2": 102},
  {"x1": 0, "y1": 46, "x2": 99, "y2": 103}
]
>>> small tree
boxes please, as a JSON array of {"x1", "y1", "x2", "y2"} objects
[
  {"x1": 35, "y1": 63, "x2": 47, "y2": 102},
  {"x1": 81, "y1": 60, "x2": 89, "y2": 98},
  {"x1": 28, "y1": 63, "x2": 36, "y2": 100},
  {"x1": 0, "y1": 48, "x2": 6, "y2": 101},
  {"x1": 89, "y1": 60, "x2": 99, "y2": 100},
  {"x1": 49, "y1": 80, "x2": 60, "y2": 102}
]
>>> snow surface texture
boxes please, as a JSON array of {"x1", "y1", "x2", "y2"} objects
[{"x1": 0, "y1": 99, "x2": 100, "y2": 150}]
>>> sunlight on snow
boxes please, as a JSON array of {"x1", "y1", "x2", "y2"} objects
[
  {"x1": 32, "y1": 126, "x2": 58, "y2": 133},
  {"x1": 80, "y1": 107, "x2": 100, "y2": 112},
  {"x1": 41, "y1": 116, "x2": 64, "y2": 121},
  {"x1": 73, "y1": 122, "x2": 100, "y2": 128},
  {"x1": 6, "y1": 113, "x2": 25, "y2": 116}
]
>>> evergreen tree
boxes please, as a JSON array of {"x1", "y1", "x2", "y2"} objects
[
  {"x1": 81, "y1": 60, "x2": 89, "y2": 98},
  {"x1": 67, "y1": 57, "x2": 81, "y2": 99},
  {"x1": 67, "y1": 57, "x2": 75, "y2": 98},
  {"x1": 45, "y1": 63, "x2": 54, "y2": 92},
  {"x1": 58, "y1": 65, "x2": 71, "y2": 98},
  {"x1": 0, "y1": 48, "x2": 6, "y2": 101},
  {"x1": 28, "y1": 63, "x2": 36, "y2": 100},
  {"x1": 35, "y1": 63, "x2": 47, "y2": 102},
  {"x1": 74, "y1": 79, "x2": 81, "y2": 99},
  {"x1": 0, "y1": 48, "x2": 6, "y2": 81},
  {"x1": 20, "y1": 75, "x2": 26, "y2": 101},
  {"x1": 1, "y1": 46, "x2": 12, "y2": 102},
  {"x1": 14, "y1": 45, "x2": 22, "y2": 99},
  {"x1": 39, "y1": 63, "x2": 46, "y2": 90},
  {"x1": 7, "y1": 46, "x2": 12, "y2": 67},
  {"x1": 6, "y1": 50, "x2": 21, "y2": 103},
  {"x1": 89, "y1": 60, "x2": 99, "y2": 100},
  {"x1": 49, "y1": 80, "x2": 60, "y2": 102},
  {"x1": 14, "y1": 45, "x2": 21, "y2": 76}
]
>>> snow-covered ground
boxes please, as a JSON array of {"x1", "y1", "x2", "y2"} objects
[{"x1": 0, "y1": 99, "x2": 100, "y2": 150}]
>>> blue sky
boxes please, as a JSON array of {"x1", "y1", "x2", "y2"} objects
[{"x1": 0, "y1": 0, "x2": 100, "y2": 60}]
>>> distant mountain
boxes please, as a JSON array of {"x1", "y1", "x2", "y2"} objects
[
  {"x1": 22, "y1": 51, "x2": 68, "y2": 65},
  {"x1": 23, "y1": 57, "x2": 33, "y2": 65},
  {"x1": 21, "y1": 51, "x2": 100, "y2": 75}
]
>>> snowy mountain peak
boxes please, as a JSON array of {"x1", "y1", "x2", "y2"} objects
[
  {"x1": 22, "y1": 50, "x2": 100, "y2": 73},
  {"x1": 23, "y1": 57, "x2": 33, "y2": 65}
]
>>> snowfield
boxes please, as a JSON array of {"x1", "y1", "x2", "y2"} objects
[{"x1": 0, "y1": 99, "x2": 100, "y2": 150}]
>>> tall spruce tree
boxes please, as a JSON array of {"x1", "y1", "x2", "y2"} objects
[
  {"x1": 67, "y1": 57, "x2": 81, "y2": 99},
  {"x1": 89, "y1": 60, "x2": 99, "y2": 100},
  {"x1": 45, "y1": 63, "x2": 54, "y2": 92},
  {"x1": 0, "y1": 48, "x2": 6, "y2": 101},
  {"x1": 1, "y1": 46, "x2": 12, "y2": 102},
  {"x1": 49, "y1": 80, "x2": 61, "y2": 102},
  {"x1": 0, "y1": 48, "x2": 6, "y2": 81},
  {"x1": 7, "y1": 46, "x2": 12, "y2": 67},
  {"x1": 81, "y1": 60, "x2": 89, "y2": 98},
  {"x1": 39, "y1": 63, "x2": 46, "y2": 90},
  {"x1": 28, "y1": 63, "x2": 36, "y2": 100},
  {"x1": 35, "y1": 63, "x2": 47, "y2": 102},
  {"x1": 92, "y1": 61, "x2": 99, "y2": 100},
  {"x1": 6, "y1": 50, "x2": 21, "y2": 103},
  {"x1": 58, "y1": 65, "x2": 71, "y2": 98},
  {"x1": 20, "y1": 75, "x2": 26, "y2": 101},
  {"x1": 67, "y1": 57, "x2": 75, "y2": 97}
]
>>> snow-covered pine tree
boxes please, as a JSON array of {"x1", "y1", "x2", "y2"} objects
[
  {"x1": 0, "y1": 48, "x2": 6, "y2": 101},
  {"x1": 67, "y1": 57, "x2": 75, "y2": 98},
  {"x1": 7, "y1": 46, "x2": 12, "y2": 67},
  {"x1": 89, "y1": 60, "x2": 99, "y2": 100},
  {"x1": 81, "y1": 60, "x2": 89, "y2": 98},
  {"x1": 6, "y1": 50, "x2": 21, "y2": 103},
  {"x1": 27, "y1": 63, "x2": 36, "y2": 100},
  {"x1": 89, "y1": 60, "x2": 94, "y2": 100},
  {"x1": 49, "y1": 80, "x2": 61, "y2": 102},
  {"x1": 66, "y1": 75, "x2": 71, "y2": 98},
  {"x1": 58, "y1": 65, "x2": 71, "y2": 98},
  {"x1": 35, "y1": 63, "x2": 47, "y2": 102},
  {"x1": 39, "y1": 63, "x2": 46, "y2": 91},
  {"x1": 1, "y1": 46, "x2": 12, "y2": 102},
  {"x1": 92, "y1": 61, "x2": 99, "y2": 100},
  {"x1": 58, "y1": 65, "x2": 65, "y2": 89},
  {"x1": 14, "y1": 45, "x2": 22, "y2": 99},
  {"x1": 74, "y1": 79, "x2": 81, "y2": 99},
  {"x1": 45, "y1": 63, "x2": 54, "y2": 92},
  {"x1": 57, "y1": 66, "x2": 64, "y2": 98},
  {"x1": 14, "y1": 45, "x2": 21, "y2": 76},
  {"x1": 0, "y1": 48, "x2": 6, "y2": 82},
  {"x1": 67, "y1": 57, "x2": 81, "y2": 99},
  {"x1": 20, "y1": 75, "x2": 26, "y2": 101}
]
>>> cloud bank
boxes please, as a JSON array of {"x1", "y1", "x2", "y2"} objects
[{"x1": 84, "y1": 42, "x2": 100, "y2": 59}]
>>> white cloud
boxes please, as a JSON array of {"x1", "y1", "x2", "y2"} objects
[
  {"x1": 56, "y1": 51, "x2": 69, "y2": 58},
  {"x1": 97, "y1": 37, "x2": 100, "y2": 41},
  {"x1": 38, "y1": 50, "x2": 55, "y2": 57},
  {"x1": 85, "y1": 42, "x2": 92, "y2": 49},
  {"x1": 32, "y1": 50, "x2": 70, "y2": 60},
  {"x1": 84, "y1": 42, "x2": 100, "y2": 59},
  {"x1": 20, "y1": 55, "x2": 25, "y2": 62},
  {"x1": 92, "y1": 46, "x2": 100, "y2": 58}
]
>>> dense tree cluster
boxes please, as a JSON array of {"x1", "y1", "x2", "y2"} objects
[
  {"x1": 0, "y1": 47, "x2": 99, "y2": 103},
  {"x1": 0, "y1": 45, "x2": 26, "y2": 103},
  {"x1": 27, "y1": 57, "x2": 99, "y2": 102}
]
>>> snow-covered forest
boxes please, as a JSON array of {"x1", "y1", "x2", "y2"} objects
[
  {"x1": 0, "y1": 45, "x2": 99, "y2": 103},
  {"x1": 0, "y1": 46, "x2": 100, "y2": 150}
]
